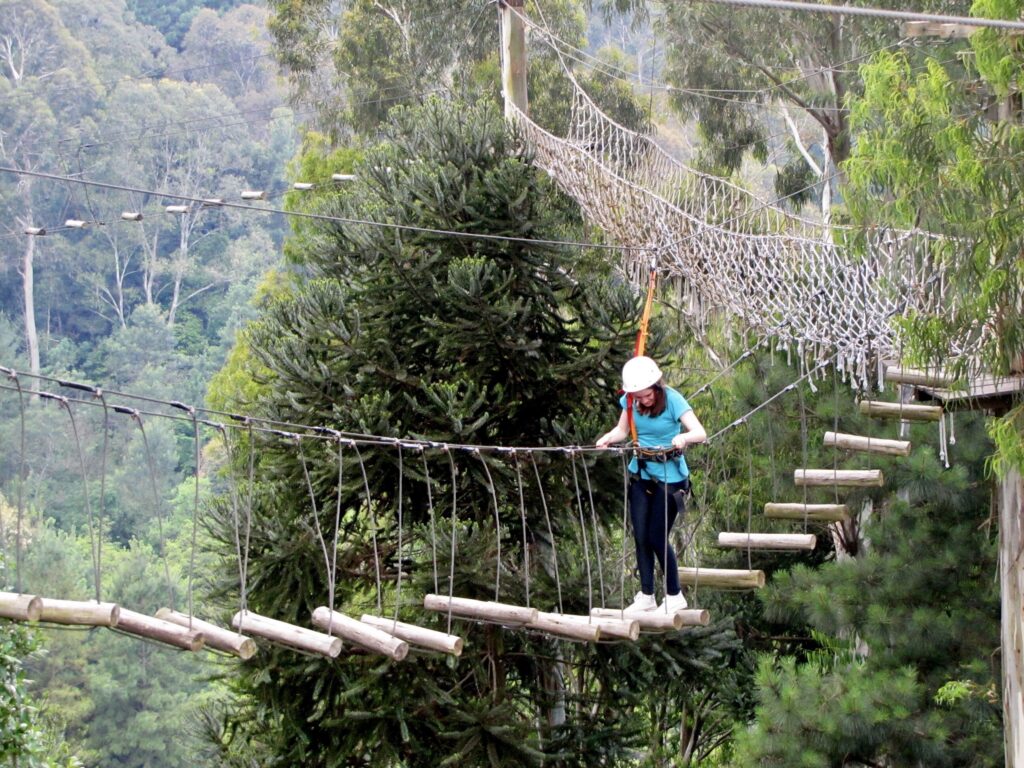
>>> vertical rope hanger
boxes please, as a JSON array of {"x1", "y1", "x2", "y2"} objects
[
  {"x1": 169, "y1": 401, "x2": 201, "y2": 625},
  {"x1": 530, "y1": 452, "x2": 563, "y2": 614},
  {"x1": 393, "y1": 445, "x2": 406, "y2": 626},
  {"x1": 43, "y1": 393, "x2": 102, "y2": 604},
  {"x1": 444, "y1": 447, "x2": 459, "y2": 634},
  {"x1": 475, "y1": 448, "x2": 503, "y2": 603},
  {"x1": 577, "y1": 454, "x2": 604, "y2": 606},
  {"x1": 423, "y1": 448, "x2": 439, "y2": 596},
  {"x1": 352, "y1": 443, "x2": 383, "y2": 615},
  {"x1": 512, "y1": 451, "x2": 531, "y2": 608},
  {"x1": 568, "y1": 450, "x2": 594, "y2": 616},
  {"x1": 136, "y1": 411, "x2": 177, "y2": 611},
  {"x1": 6, "y1": 370, "x2": 27, "y2": 593}
]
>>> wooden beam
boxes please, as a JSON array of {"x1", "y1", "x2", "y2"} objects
[
  {"x1": 764, "y1": 502, "x2": 850, "y2": 522},
  {"x1": 231, "y1": 611, "x2": 342, "y2": 658},
  {"x1": 116, "y1": 609, "x2": 204, "y2": 651},
  {"x1": 794, "y1": 468, "x2": 884, "y2": 487},
  {"x1": 546, "y1": 612, "x2": 640, "y2": 641},
  {"x1": 359, "y1": 614, "x2": 463, "y2": 656},
  {"x1": 679, "y1": 568, "x2": 765, "y2": 589},
  {"x1": 528, "y1": 612, "x2": 601, "y2": 642},
  {"x1": 39, "y1": 598, "x2": 119, "y2": 627},
  {"x1": 590, "y1": 606, "x2": 684, "y2": 631},
  {"x1": 859, "y1": 400, "x2": 943, "y2": 421},
  {"x1": 312, "y1": 607, "x2": 408, "y2": 661},
  {"x1": 156, "y1": 609, "x2": 256, "y2": 659},
  {"x1": 883, "y1": 365, "x2": 956, "y2": 388},
  {"x1": 0, "y1": 592, "x2": 42, "y2": 622},
  {"x1": 591, "y1": 606, "x2": 710, "y2": 628},
  {"x1": 902, "y1": 20, "x2": 997, "y2": 38},
  {"x1": 717, "y1": 532, "x2": 817, "y2": 550},
  {"x1": 824, "y1": 431, "x2": 911, "y2": 457},
  {"x1": 423, "y1": 594, "x2": 537, "y2": 625}
]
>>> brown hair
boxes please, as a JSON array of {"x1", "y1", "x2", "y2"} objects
[{"x1": 635, "y1": 381, "x2": 667, "y2": 417}]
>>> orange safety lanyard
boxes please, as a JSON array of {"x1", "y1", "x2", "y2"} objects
[{"x1": 627, "y1": 270, "x2": 658, "y2": 445}]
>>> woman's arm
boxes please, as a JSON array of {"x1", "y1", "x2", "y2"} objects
[
  {"x1": 596, "y1": 410, "x2": 630, "y2": 447},
  {"x1": 671, "y1": 410, "x2": 707, "y2": 450}
]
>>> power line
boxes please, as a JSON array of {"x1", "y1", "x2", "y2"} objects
[
  {"x1": 693, "y1": 0, "x2": 1024, "y2": 31},
  {"x1": 0, "y1": 166, "x2": 657, "y2": 253}
]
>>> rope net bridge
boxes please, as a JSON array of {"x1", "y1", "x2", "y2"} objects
[{"x1": 505, "y1": 17, "x2": 971, "y2": 387}]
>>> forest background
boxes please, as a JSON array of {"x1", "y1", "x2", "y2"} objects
[{"x1": 0, "y1": 0, "x2": 1018, "y2": 765}]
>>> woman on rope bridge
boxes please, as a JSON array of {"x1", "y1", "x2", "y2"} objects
[{"x1": 596, "y1": 356, "x2": 706, "y2": 613}]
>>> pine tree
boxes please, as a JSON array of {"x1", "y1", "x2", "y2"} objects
[{"x1": 206, "y1": 96, "x2": 653, "y2": 766}]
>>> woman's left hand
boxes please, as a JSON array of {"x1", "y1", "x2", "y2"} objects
[{"x1": 671, "y1": 434, "x2": 688, "y2": 450}]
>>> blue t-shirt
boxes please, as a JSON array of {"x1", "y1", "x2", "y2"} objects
[{"x1": 619, "y1": 386, "x2": 692, "y2": 482}]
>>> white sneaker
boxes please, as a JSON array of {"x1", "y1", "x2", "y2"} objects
[
  {"x1": 625, "y1": 591, "x2": 657, "y2": 612},
  {"x1": 659, "y1": 592, "x2": 688, "y2": 612}
]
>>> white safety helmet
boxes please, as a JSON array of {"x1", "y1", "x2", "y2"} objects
[{"x1": 622, "y1": 356, "x2": 662, "y2": 393}]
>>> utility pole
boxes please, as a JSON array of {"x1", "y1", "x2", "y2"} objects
[{"x1": 500, "y1": 0, "x2": 528, "y2": 118}]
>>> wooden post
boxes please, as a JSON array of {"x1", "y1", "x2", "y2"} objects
[
  {"x1": 679, "y1": 567, "x2": 765, "y2": 589},
  {"x1": 231, "y1": 611, "x2": 342, "y2": 658},
  {"x1": 824, "y1": 431, "x2": 912, "y2": 457},
  {"x1": 155, "y1": 609, "x2": 257, "y2": 660},
  {"x1": 116, "y1": 609, "x2": 204, "y2": 651},
  {"x1": 794, "y1": 469, "x2": 884, "y2": 487},
  {"x1": 0, "y1": 592, "x2": 42, "y2": 622},
  {"x1": 859, "y1": 400, "x2": 943, "y2": 421},
  {"x1": 359, "y1": 614, "x2": 463, "y2": 656},
  {"x1": 423, "y1": 594, "x2": 537, "y2": 625},
  {"x1": 39, "y1": 598, "x2": 120, "y2": 627},
  {"x1": 1000, "y1": 468, "x2": 1024, "y2": 766},
  {"x1": 312, "y1": 607, "x2": 408, "y2": 661},
  {"x1": 717, "y1": 532, "x2": 817, "y2": 550},
  {"x1": 500, "y1": 0, "x2": 528, "y2": 119},
  {"x1": 764, "y1": 502, "x2": 850, "y2": 522}
]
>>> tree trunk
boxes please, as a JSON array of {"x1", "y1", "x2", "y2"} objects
[
  {"x1": 1000, "y1": 467, "x2": 1024, "y2": 767},
  {"x1": 19, "y1": 228, "x2": 40, "y2": 380}
]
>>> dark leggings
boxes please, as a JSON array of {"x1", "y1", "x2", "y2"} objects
[{"x1": 629, "y1": 478, "x2": 687, "y2": 595}]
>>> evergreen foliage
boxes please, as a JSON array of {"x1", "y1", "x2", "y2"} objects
[
  {"x1": 733, "y1": 412, "x2": 1002, "y2": 765},
  {"x1": 205, "y1": 96, "x2": 755, "y2": 765}
]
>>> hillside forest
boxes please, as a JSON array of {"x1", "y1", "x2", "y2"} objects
[{"x1": 0, "y1": 0, "x2": 1021, "y2": 766}]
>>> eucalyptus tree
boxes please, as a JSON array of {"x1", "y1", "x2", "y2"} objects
[{"x1": 0, "y1": 0, "x2": 101, "y2": 376}]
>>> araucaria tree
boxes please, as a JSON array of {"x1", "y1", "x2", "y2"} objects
[{"x1": 207, "y1": 97, "x2": 655, "y2": 765}]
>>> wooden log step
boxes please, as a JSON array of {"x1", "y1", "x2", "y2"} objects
[
  {"x1": 592, "y1": 606, "x2": 710, "y2": 629},
  {"x1": 764, "y1": 503, "x2": 850, "y2": 522},
  {"x1": 858, "y1": 400, "x2": 943, "y2": 421},
  {"x1": 156, "y1": 608, "x2": 256, "y2": 659},
  {"x1": 545, "y1": 612, "x2": 640, "y2": 641},
  {"x1": 312, "y1": 607, "x2": 408, "y2": 661},
  {"x1": 116, "y1": 609, "x2": 204, "y2": 651},
  {"x1": 679, "y1": 567, "x2": 765, "y2": 590},
  {"x1": 359, "y1": 614, "x2": 463, "y2": 656},
  {"x1": 591, "y1": 606, "x2": 682, "y2": 631},
  {"x1": 528, "y1": 612, "x2": 601, "y2": 642},
  {"x1": 717, "y1": 532, "x2": 817, "y2": 551},
  {"x1": 39, "y1": 598, "x2": 120, "y2": 627},
  {"x1": 231, "y1": 610, "x2": 342, "y2": 658},
  {"x1": 794, "y1": 469, "x2": 884, "y2": 487},
  {"x1": 884, "y1": 365, "x2": 956, "y2": 389},
  {"x1": 824, "y1": 431, "x2": 911, "y2": 457},
  {"x1": 0, "y1": 592, "x2": 42, "y2": 622},
  {"x1": 423, "y1": 594, "x2": 537, "y2": 626}
]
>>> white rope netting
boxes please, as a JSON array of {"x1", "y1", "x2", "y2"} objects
[{"x1": 508, "y1": 55, "x2": 961, "y2": 386}]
